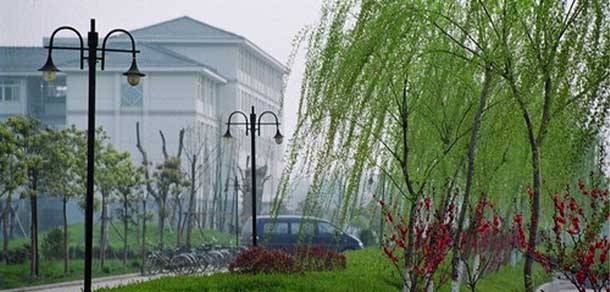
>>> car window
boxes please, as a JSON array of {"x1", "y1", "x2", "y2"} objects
[
  {"x1": 318, "y1": 222, "x2": 338, "y2": 234},
  {"x1": 290, "y1": 221, "x2": 315, "y2": 235},
  {"x1": 263, "y1": 222, "x2": 289, "y2": 234}
]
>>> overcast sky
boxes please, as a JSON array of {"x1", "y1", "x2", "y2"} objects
[{"x1": 0, "y1": 0, "x2": 324, "y2": 139}]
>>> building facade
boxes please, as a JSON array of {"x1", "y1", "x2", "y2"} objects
[{"x1": 0, "y1": 16, "x2": 287, "y2": 229}]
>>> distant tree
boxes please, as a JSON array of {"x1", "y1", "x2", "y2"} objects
[
  {"x1": 5, "y1": 116, "x2": 46, "y2": 277},
  {"x1": 115, "y1": 157, "x2": 144, "y2": 265},
  {"x1": 96, "y1": 142, "x2": 129, "y2": 269},
  {"x1": 43, "y1": 126, "x2": 85, "y2": 274},
  {"x1": 136, "y1": 123, "x2": 185, "y2": 251},
  {"x1": 183, "y1": 124, "x2": 208, "y2": 249},
  {"x1": 0, "y1": 120, "x2": 26, "y2": 264}
]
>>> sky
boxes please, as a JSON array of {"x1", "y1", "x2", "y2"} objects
[{"x1": 0, "y1": 0, "x2": 324, "y2": 139}]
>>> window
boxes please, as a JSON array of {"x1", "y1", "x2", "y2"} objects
[
  {"x1": 318, "y1": 222, "x2": 338, "y2": 235},
  {"x1": 0, "y1": 79, "x2": 20, "y2": 102},
  {"x1": 263, "y1": 222, "x2": 288, "y2": 234},
  {"x1": 44, "y1": 83, "x2": 67, "y2": 101},
  {"x1": 290, "y1": 221, "x2": 315, "y2": 235},
  {"x1": 120, "y1": 80, "x2": 143, "y2": 108},
  {"x1": 198, "y1": 76, "x2": 216, "y2": 116}
]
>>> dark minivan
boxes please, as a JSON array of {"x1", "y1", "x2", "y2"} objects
[{"x1": 241, "y1": 215, "x2": 363, "y2": 252}]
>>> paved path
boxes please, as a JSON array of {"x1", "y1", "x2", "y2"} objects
[
  {"x1": 536, "y1": 278, "x2": 594, "y2": 292},
  {"x1": 1, "y1": 273, "x2": 163, "y2": 292}
]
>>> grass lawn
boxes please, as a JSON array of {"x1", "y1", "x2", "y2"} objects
[
  {"x1": 99, "y1": 249, "x2": 552, "y2": 292},
  {"x1": 0, "y1": 258, "x2": 139, "y2": 289},
  {"x1": 0, "y1": 221, "x2": 233, "y2": 289},
  {"x1": 8, "y1": 221, "x2": 234, "y2": 251}
]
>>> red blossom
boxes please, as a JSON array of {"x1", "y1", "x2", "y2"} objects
[
  {"x1": 514, "y1": 214, "x2": 523, "y2": 224},
  {"x1": 577, "y1": 270, "x2": 586, "y2": 284}
]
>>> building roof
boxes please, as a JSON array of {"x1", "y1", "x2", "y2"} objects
[
  {"x1": 0, "y1": 47, "x2": 74, "y2": 73},
  {"x1": 128, "y1": 16, "x2": 288, "y2": 73},
  {"x1": 1, "y1": 16, "x2": 286, "y2": 76},
  {"x1": 0, "y1": 44, "x2": 227, "y2": 83},
  {"x1": 131, "y1": 16, "x2": 243, "y2": 40}
]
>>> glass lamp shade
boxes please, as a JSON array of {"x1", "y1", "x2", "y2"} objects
[
  {"x1": 42, "y1": 71, "x2": 57, "y2": 82},
  {"x1": 123, "y1": 59, "x2": 145, "y2": 87},
  {"x1": 39, "y1": 56, "x2": 60, "y2": 82},
  {"x1": 274, "y1": 130, "x2": 284, "y2": 145},
  {"x1": 126, "y1": 74, "x2": 141, "y2": 86},
  {"x1": 223, "y1": 128, "x2": 233, "y2": 144}
]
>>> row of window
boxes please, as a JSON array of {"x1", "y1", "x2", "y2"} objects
[
  {"x1": 0, "y1": 79, "x2": 20, "y2": 102},
  {"x1": 238, "y1": 49, "x2": 283, "y2": 99}
]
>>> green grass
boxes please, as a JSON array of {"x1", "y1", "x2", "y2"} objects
[
  {"x1": 8, "y1": 221, "x2": 234, "y2": 251},
  {"x1": 437, "y1": 260, "x2": 551, "y2": 292},
  {"x1": 99, "y1": 249, "x2": 552, "y2": 292},
  {"x1": 0, "y1": 221, "x2": 233, "y2": 289},
  {"x1": 0, "y1": 258, "x2": 139, "y2": 289}
]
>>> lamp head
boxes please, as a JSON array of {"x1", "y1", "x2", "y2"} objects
[
  {"x1": 38, "y1": 55, "x2": 60, "y2": 82},
  {"x1": 223, "y1": 128, "x2": 233, "y2": 144},
  {"x1": 123, "y1": 58, "x2": 145, "y2": 86},
  {"x1": 274, "y1": 130, "x2": 284, "y2": 145}
]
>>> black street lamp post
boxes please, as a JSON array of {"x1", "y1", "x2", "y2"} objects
[
  {"x1": 39, "y1": 19, "x2": 144, "y2": 292},
  {"x1": 223, "y1": 106, "x2": 283, "y2": 247}
]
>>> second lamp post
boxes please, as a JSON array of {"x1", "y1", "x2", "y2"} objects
[{"x1": 223, "y1": 106, "x2": 283, "y2": 247}]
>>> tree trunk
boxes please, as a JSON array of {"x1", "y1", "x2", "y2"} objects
[
  {"x1": 123, "y1": 199, "x2": 129, "y2": 266},
  {"x1": 30, "y1": 170, "x2": 39, "y2": 278},
  {"x1": 451, "y1": 261, "x2": 463, "y2": 292},
  {"x1": 158, "y1": 200, "x2": 165, "y2": 251},
  {"x1": 402, "y1": 200, "x2": 418, "y2": 292},
  {"x1": 3, "y1": 194, "x2": 10, "y2": 264},
  {"x1": 176, "y1": 197, "x2": 182, "y2": 248},
  {"x1": 450, "y1": 69, "x2": 492, "y2": 292},
  {"x1": 100, "y1": 193, "x2": 108, "y2": 269},
  {"x1": 140, "y1": 198, "x2": 147, "y2": 275},
  {"x1": 186, "y1": 155, "x2": 196, "y2": 249},
  {"x1": 9, "y1": 203, "x2": 15, "y2": 239},
  {"x1": 62, "y1": 197, "x2": 69, "y2": 274},
  {"x1": 524, "y1": 143, "x2": 542, "y2": 292}
]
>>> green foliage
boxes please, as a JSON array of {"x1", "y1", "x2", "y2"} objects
[
  {"x1": 40, "y1": 228, "x2": 63, "y2": 260},
  {"x1": 276, "y1": 0, "x2": 610, "y2": 235}
]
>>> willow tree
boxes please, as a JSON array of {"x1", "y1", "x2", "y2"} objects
[
  {"x1": 278, "y1": 0, "x2": 609, "y2": 291},
  {"x1": 424, "y1": 1, "x2": 610, "y2": 290},
  {"x1": 275, "y1": 1, "x2": 509, "y2": 290}
]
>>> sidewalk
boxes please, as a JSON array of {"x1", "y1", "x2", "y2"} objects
[
  {"x1": 536, "y1": 278, "x2": 594, "y2": 292},
  {"x1": 1, "y1": 273, "x2": 163, "y2": 292}
]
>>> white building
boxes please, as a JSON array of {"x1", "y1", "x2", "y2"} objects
[{"x1": 0, "y1": 16, "x2": 287, "y2": 228}]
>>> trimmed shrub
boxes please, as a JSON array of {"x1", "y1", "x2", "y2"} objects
[
  {"x1": 292, "y1": 245, "x2": 346, "y2": 271},
  {"x1": 229, "y1": 246, "x2": 347, "y2": 274},
  {"x1": 229, "y1": 247, "x2": 295, "y2": 273}
]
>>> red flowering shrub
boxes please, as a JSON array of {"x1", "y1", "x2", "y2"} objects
[
  {"x1": 459, "y1": 193, "x2": 508, "y2": 291},
  {"x1": 378, "y1": 196, "x2": 455, "y2": 291},
  {"x1": 228, "y1": 247, "x2": 295, "y2": 273},
  {"x1": 513, "y1": 180, "x2": 610, "y2": 292},
  {"x1": 292, "y1": 245, "x2": 347, "y2": 271},
  {"x1": 229, "y1": 245, "x2": 347, "y2": 274}
]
